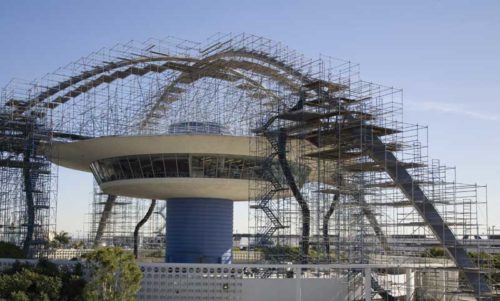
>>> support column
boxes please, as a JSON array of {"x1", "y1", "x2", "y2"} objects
[
  {"x1": 93, "y1": 194, "x2": 117, "y2": 248},
  {"x1": 295, "y1": 267, "x2": 302, "y2": 301},
  {"x1": 364, "y1": 268, "x2": 372, "y2": 301},
  {"x1": 406, "y1": 268, "x2": 413, "y2": 301}
]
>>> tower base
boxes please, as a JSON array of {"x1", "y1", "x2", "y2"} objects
[{"x1": 166, "y1": 198, "x2": 233, "y2": 263}]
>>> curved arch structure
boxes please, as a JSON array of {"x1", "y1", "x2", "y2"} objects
[
  {"x1": 1, "y1": 34, "x2": 494, "y2": 299},
  {"x1": 9, "y1": 48, "x2": 306, "y2": 119}
]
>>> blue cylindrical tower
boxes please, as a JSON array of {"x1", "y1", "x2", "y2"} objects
[{"x1": 166, "y1": 198, "x2": 233, "y2": 263}]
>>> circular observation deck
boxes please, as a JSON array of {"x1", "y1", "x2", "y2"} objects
[{"x1": 49, "y1": 134, "x2": 270, "y2": 201}]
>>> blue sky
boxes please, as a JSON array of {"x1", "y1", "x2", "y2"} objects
[{"x1": 1, "y1": 0, "x2": 499, "y2": 235}]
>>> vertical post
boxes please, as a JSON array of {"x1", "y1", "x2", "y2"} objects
[
  {"x1": 364, "y1": 267, "x2": 372, "y2": 301},
  {"x1": 406, "y1": 268, "x2": 413, "y2": 301},
  {"x1": 296, "y1": 267, "x2": 302, "y2": 301}
]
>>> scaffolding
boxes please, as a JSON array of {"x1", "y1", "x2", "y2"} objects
[
  {"x1": 88, "y1": 183, "x2": 165, "y2": 257},
  {"x1": 0, "y1": 33, "x2": 495, "y2": 299},
  {"x1": 0, "y1": 80, "x2": 57, "y2": 257}
]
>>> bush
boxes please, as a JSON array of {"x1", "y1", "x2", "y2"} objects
[
  {"x1": 468, "y1": 252, "x2": 500, "y2": 287},
  {"x1": 50, "y1": 231, "x2": 71, "y2": 249},
  {"x1": 261, "y1": 245, "x2": 301, "y2": 262},
  {"x1": 421, "y1": 247, "x2": 448, "y2": 258},
  {"x1": 83, "y1": 247, "x2": 143, "y2": 301},
  {"x1": 0, "y1": 267, "x2": 62, "y2": 301},
  {"x1": 0, "y1": 242, "x2": 24, "y2": 259},
  {"x1": 0, "y1": 259, "x2": 86, "y2": 301}
]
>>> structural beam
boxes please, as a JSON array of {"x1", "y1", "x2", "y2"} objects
[
  {"x1": 134, "y1": 199, "x2": 157, "y2": 259},
  {"x1": 361, "y1": 129, "x2": 493, "y2": 298},
  {"x1": 93, "y1": 194, "x2": 117, "y2": 248}
]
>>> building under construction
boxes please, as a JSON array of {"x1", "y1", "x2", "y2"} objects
[{"x1": 0, "y1": 33, "x2": 496, "y2": 300}]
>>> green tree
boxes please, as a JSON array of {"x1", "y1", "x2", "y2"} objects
[
  {"x1": 51, "y1": 231, "x2": 71, "y2": 248},
  {"x1": 71, "y1": 240, "x2": 85, "y2": 249},
  {"x1": 0, "y1": 267, "x2": 62, "y2": 301},
  {"x1": 83, "y1": 247, "x2": 143, "y2": 301},
  {"x1": 0, "y1": 242, "x2": 24, "y2": 259},
  {"x1": 59, "y1": 263, "x2": 86, "y2": 301},
  {"x1": 9, "y1": 291, "x2": 29, "y2": 301},
  {"x1": 261, "y1": 245, "x2": 301, "y2": 262},
  {"x1": 34, "y1": 258, "x2": 86, "y2": 300},
  {"x1": 468, "y1": 252, "x2": 500, "y2": 289},
  {"x1": 421, "y1": 247, "x2": 448, "y2": 258},
  {"x1": 0, "y1": 259, "x2": 86, "y2": 301}
]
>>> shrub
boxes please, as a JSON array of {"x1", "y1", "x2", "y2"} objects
[
  {"x1": 0, "y1": 267, "x2": 62, "y2": 301},
  {"x1": 421, "y1": 247, "x2": 448, "y2": 258},
  {"x1": 83, "y1": 247, "x2": 143, "y2": 301},
  {"x1": 261, "y1": 245, "x2": 301, "y2": 262},
  {"x1": 0, "y1": 242, "x2": 24, "y2": 259},
  {"x1": 0, "y1": 259, "x2": 86, "y2": 301}
]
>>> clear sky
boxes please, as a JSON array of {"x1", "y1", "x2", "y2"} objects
[{"x1": 1, "y1": 0, "x2": 499, "y2": 236}]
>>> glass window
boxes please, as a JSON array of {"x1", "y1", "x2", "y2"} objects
[
  {"x1": 176, "y1": 155, "x2": 189, "y2": 177},
  {"x1": 128, "y1": 156, "x2": 142, "y2": 178},
  {"x1": 218, "y1": 156, "x2": 227, "y2": 178},
  {"x1": 227, "y1": 157, "x2": 243, "y2": 179},
  {"x1": 242, "y1": 158, "x2": 258, "y2": 180},
  {"x1": 111, "y1": 159, "x2": 125, "y2": 180},
  {"x1": 140, "y1": 155, "x2": 154, "y2": 178},
  {"x1": 109, "y1": 160, "x2": 120, "y2": 181},
  {"x1": 89, "y1": 153, "x2": 273, "y2": 183},
  {"x1": 203, "y1": 156, "x2": 218, "y2": 178},
  {"x1": 191, "y1": 156, "x2": 204, "y2": 177},
  {"x1": 163, "y1": 156, "x2": 177, "y2": 177},
  {"x1": 97, "y1": 162, "x2": 107, "y2": 181},
  {"x1": 119, "y1": 158, "x2": 133, "y2": 179},
  {"x1": 152, "y1": 155, "x2": 166, "y2": 177},
  {"x1": 89, "y1": 163, "x2": 102, "y2": 184},
  {"x1": 99, "y1": 160, "x2": 112, "y2": 181},
  {"x1": 93, "y1": 161, "x2": 103, "y2": 181}
]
